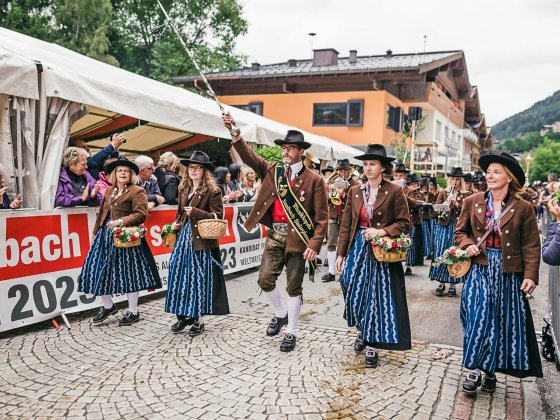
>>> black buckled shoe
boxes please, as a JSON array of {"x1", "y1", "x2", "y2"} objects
[
  {"x1": 365, "y1": 348, "x2": 378, "y2": 368},
  {"x1": 481, "y1": 373, "x2": 497, "y2": 393},
  {"x1": 266, "y1": 315, "x2": 288, "y2": 337},
  {"x1": 448, "y1": 284, "x2": 457, "y2": 297},
  {"x1": 435, "y1": 284, "x2": 446, "y2": 296},
  {"x1": 321, "y1": 273, "x2": 336, "y2": 283},
  {"x1": 92, "y1": 305, "x2": 117, "y2": 323},
  {"x1": 119, "y1": 311, "x2": 140, "y2": 326},
  {"x1": 171, "y1": 317, "x2": 195, "y2": 333},
  {"x1": 280, "y1": 333, "x2": 296, "y2": 352},
  {"x1": 188, "y1": 322, "x2": 205, "y2": 337},
  {"x1": 354, "y1": 334, "x2": 366, "y2": 353},
  {"x1": 405, "y1": 267, "x2": 413, "y2": 275},
  {"x1": 462, "y1": 372, "x2": 482, "y2": 395}
]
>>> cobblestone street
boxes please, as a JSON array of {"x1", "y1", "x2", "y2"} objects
[{"x1": 1, "y1": 297, "x2": 527, "y2": 419}]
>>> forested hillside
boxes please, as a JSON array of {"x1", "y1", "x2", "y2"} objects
[{"x1": 492, "y1": 90, "x2": 560, "y2": 140}]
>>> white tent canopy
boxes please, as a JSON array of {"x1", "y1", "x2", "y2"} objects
[{"x1": 0, "y1": 27, "x2": 362, "y2": 162}]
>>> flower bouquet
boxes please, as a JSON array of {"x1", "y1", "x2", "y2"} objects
[
  {"x1": 432, "y1": 246, "x2": 471, "y2": 278},
  {"x1": 160, "y1": 223, "x2": 178, "y2": 248},
  {"x1": 110, "y1": 225, "x2": 147, "y2": 248},
  {"x1": 367, "y1": 233, "x2": 412, "y2": 263}
]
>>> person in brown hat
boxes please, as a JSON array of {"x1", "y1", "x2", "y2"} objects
[
  {"x1": 223, "y1": 113, "x2": 328, "y2": 353},
  {"x1": 322, "y1": 158, "x2": 359, "y2": 283},
  {"x1": 429, "y1": 167, "x2": 472, "y2": 297},
  {"x1": 335, "y1": 144, "x2": 413, "y2": 368},
  {"x1": 404, "y1": 173, "x2": 424, "y2": 275},
  {"x1": 455, "y1": 152, "x2": 542, "y2": 394}
]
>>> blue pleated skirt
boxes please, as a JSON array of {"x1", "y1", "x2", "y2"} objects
[
  {"x1": 460, "y1": 248, "x2": 542, "y2": 378},
  {"x1": 429, "y1": 216, "x2": 462, "y2": 284},
  {"x1": 78, "y1": 222, "x2": 161, "y2": 295},
  {"x1": 422, "y1": 219, "x2": 433, "y2": 257},
  {"x1": 164, "y1": 223, "x2": 228, "y2": 318},
  {"x1": 407, "y1": 223, "x2": 424, "y2": 266},
  {"x1": 340, "y1": 229, "x2": 411, "y2": 350}
]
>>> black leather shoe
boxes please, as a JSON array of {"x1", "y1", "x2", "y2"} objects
[
  {"x1": 119, "y1": 311, "x2": 140, "y2": 326},
  {"x1": 448, "y1": 285, "x2": 457, "y2": 297},
  {"x1": 280, "y1": 333, "x2": 296, "y2": 352},
  {"x1": 405, "y1": 267, "x2": 412, "y2": 275},
  {"x1": 481, "y1": 373, "x2": 497, "y2": 393},
  {"x1": 188, "y1": 322, "x2": 205, "y2": 337},
  {"x1": 92, "y1": 305, "x2": 117, "y2": 323},
  {"x1": 321, "y1": 273, "x2": 336, "y2": 283},
  {"x1": 435, "y1": 284, "x2": 446, "y2": 296},
  {"x1": 354, "y1": 334, "x2": 366, "y2": 353},
  {"x1": 462, "y1": 372, "x2": 482, "y2": 395},
  {"x1": 365, "y1": 348, "x2": 378, "y2": 368},
  {"x1": 266, "y1": 315, "x2": 288, "y2": 337},
  {"x1": 171, "y1": 317, "x2": 195, "y2": 333}
]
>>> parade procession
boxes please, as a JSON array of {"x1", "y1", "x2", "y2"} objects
[{"x1": 2, "y1": 1, "x2": 560, "y2": 419}]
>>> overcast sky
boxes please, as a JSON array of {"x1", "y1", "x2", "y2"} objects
[{"x1": 234, "y1": 0, "x2": 560, "y2": 126}]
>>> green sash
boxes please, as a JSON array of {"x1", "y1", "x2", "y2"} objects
[{"x1": 274, "y1": 165, "x2": 318, "y2": 281}]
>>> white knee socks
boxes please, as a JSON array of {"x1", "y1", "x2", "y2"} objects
[
  {"x1": 264, "y1": 287, "x2": 287, "y2": 318},
  {"x1": 328, "y1": 251, "x2": 337, "y2": 275},
  {"x1": 286, "y1": 296, "x2": 302, "y2": 335},
  {"x1": 127, "y1": 292, "x2": 139, "y2": 315},
  {"x1": 100, "y1": 295, "x2": 113, "y2": 309}
]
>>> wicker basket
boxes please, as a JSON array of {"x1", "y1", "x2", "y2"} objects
[
  {"x1": 162, "y1": 232, "x2": 177, "y2": 248},
  {"x1": 113, "y1": 226, "x2": 143, "y2": 248},
  {"x1": 198, "y1": 214, "x2": 227, "y2": 240},
  {"x1": 447, "y1": 260, "x2": 471, "y2": 278},
  {"x1": 371, "y1": 238, "x2": 408, "y2": 263}
]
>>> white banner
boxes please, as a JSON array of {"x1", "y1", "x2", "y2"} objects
[{"x1": 0, "y1": 203, "x2": 266, "y2": 332}]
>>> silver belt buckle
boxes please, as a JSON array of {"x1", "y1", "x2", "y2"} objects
[{"x1": 272, "y1": 223, "x2": 288, "y2": 237}]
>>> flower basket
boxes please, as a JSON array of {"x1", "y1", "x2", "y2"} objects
[
  {"x1": 432, "y1": 246, "x2": 472, "y2": 278},
  {"x1": 111, "y1": 225, "x2": 147, "y2": 248},
  {"x1": 160, "y1": 224, "x2": 177, "y2": 248},
  {"x1": 368, "y1": 234, "x2": 412, "y2": 263},
  {"x1": 198, "y1": 214, "x2": 227, "y2": 240}
]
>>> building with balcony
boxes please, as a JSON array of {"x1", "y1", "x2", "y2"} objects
[{"x1": 174, "y1": 48, "x2": 491, "y2": 174}]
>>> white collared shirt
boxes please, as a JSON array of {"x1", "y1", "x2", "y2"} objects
[{"x1": 286, "y1": 160, "x2": 303, "y2": 181}]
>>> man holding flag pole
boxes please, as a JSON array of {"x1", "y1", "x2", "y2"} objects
[{"x1": 223, "y1": 113, "x2": 328, "y2": 353}]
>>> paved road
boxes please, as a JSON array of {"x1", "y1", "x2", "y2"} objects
[{"x1": 2, "y1": 255, "x2": 549, "y2": 419}]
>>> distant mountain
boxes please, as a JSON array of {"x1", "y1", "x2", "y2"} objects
[{"x1": 492, "y1": 90, "x2": 560, "y2": 140}]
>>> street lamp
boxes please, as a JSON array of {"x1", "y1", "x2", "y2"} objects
[
  {"x1": 525, "y1": 152, "x2": 533, "y2": 184},
  {"x1": 308, "y1": 32, "x2": 316, "y2": 56}
]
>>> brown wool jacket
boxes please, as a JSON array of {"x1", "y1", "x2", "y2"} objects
[
  {"x1": 405, "y1": 186, "x2": 422, "y2": 225},
  {"x1": 328, "y1": 177, "x2": 360, "y2": 221},
  {"x1": 93, "y1": 184, "x2": 148, "y2": 235},
  {"x1": 174, "y1": 187, "x2": 224, "y2": 251},
  {"x1": 232, "y1": 138, "x2": 328, "y2": 253},
  {"x1": 337, "y1": 181, "x2": 413, "y2": 257},
  {"x1": 454, "y1": 192, "x2": 541, "y2": 283},
  {"x1": 435, "y1": 189, "x2": 472, "y2": 226},
  {"x1": 421, "y1": 191, "x2": 437, "y2": 220}
]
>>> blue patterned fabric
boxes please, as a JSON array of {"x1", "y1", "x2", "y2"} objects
[
  {"x1": 164, "y1": 223, "x2": 223, "y2": 317},
  {"x1": 429, "y1": 215, "x2": 462, "y2": 284},
  {"x1": 461, "y1": 249, "x2": 530, "y2": 374},
  {"x1": 78, "y1": 222, "x2": 160, "y2": 295},
  {"x1": 340, "y1": 229, "x2": 399, "y2": 345},
  {"x1": 422, "y1": 219, "x2": 433, "y2": 257},
  {"x1": 407, "y1": 225, "x2": 417, "y2": 266}
]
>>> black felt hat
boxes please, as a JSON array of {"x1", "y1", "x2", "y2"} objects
[
  {"x1": 336, "y1": 159, "x2": 353, "y2": 170},
  {"x1": 464, "y1": 173, "x2": 474, "y2": 183},
  {"x1": 107, "y1": 158, "x2": 139, "y2": 175},
  {"x1": 180, "y1": 150, "x2": 215, "y2": 171},
  {"x1": 394, "y1": 163, "x2": 410, "y2": 174},
  {"x1": 321, "y1": 165, "x2": 335, "y2": 175},
  {"x1": 354, "y1": 144, "x2": 395, "y2": 163},
  {"x1": 446, "y1": 167, "x2": 466, "y2": 178},
  {"x1": 406, "y1": 173, "x2": 421, "y2": 184},
  {"x1": 478, "y1": 152, "x2": 526, "y2": 186},
  {"x1": 274, "y1": 130, "x2": 311, "y2": 150}
]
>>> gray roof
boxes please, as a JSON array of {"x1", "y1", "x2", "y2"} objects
[{"x1": 174, "y1": 51, "x2": 462, "y2": 82}]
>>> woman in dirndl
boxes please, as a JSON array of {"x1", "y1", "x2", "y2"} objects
[
  {"x1": 404, "y1": 173, "x2": 423, "y2": 275},
  {"x1": 78, "y1": 159, "x2": 162, "y2": 326},
  {"x1": 428, "y1": 167, "x2": 471, "y2": 297},
  {"x1": 336, "y1": 144, "x2": 413, "y2": 368},
  {"x1": 420, "y1": 178, "x2": 435, "y2": 258},
  {"x1": 455, "y1": 152, "x2": 542, "y2": 394},
  {"x1": 164, "y1": 151, "x2": 229, "y2": 336}
]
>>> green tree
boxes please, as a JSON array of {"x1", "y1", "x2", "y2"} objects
[
  {"x1": 529, "y1": 138, "x2": 560, "y2": 182},
  {"x1": 109, "y1": 0, "x2": 248, "y2": 82},
  {"x1": 1, "y1": 0, "x2": 56, "y2": 41},
  {"x1": 256, "y1": 145, "x2": 282, "y2": 163}
]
